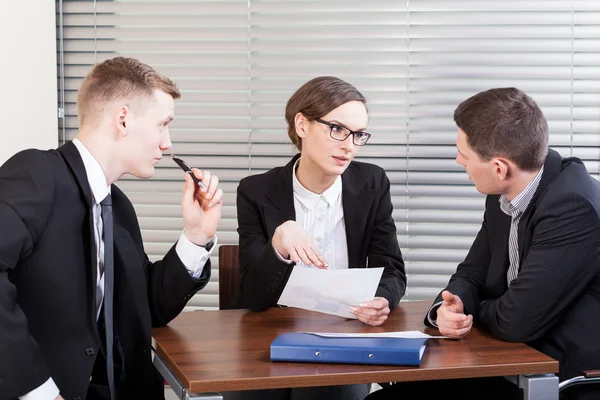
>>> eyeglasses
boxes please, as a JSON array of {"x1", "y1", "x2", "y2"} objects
[{"x1": 314, "y1": 118, "x2": 371, "y2": 146}]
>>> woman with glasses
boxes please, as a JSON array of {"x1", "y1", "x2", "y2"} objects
[{"x1": 227, "y1": 76, "x2": 406, "y2": 400}]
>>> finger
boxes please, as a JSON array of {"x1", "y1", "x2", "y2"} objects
[
  {"x1": 203, "y1": 171, "x2": 219, "y2": 200},
  {"x1": 356, "y1": 306, "x2": 390, "y2": 318},
  {"x1": 353, "y1": 307, "x2": 378, "y2": 317},
  {"x1": 288, "y1": 247, "x2": 301, "y2": 264},
  {"x1": 193, "y1": 169, "x2": 210, "y2": 193},
  {"x1": 355, "y1": 312, "x2": 387, "y2": 327},
  {"x1": 181, "y1": 172, "x2": 196, "y2": 206},
  {"x1": 438, "y1": 314, "x2": 473, "y2": 330},
  {"x1": 455, "y1": 324, "x2": 472, "y2": 337},
  {"x1": 350, "y1": 305, "x2": 387, "y2": 320},
  {"x1": 440, "y1": 298, "x2": 462, "y2": 314},
  {"x1": 377, "y1": 306, "x2": 391, "y2": 317},
  {"x1": 354, "y1": 312, "x2": 368, "y2": 324},
  {"x1": 303, "y1": 246, "x2": 325, "y2": 268},
  {"x1": 352, "y1": 310, "x2": 372, "y2": 324},
  {"x1": 438, "y1": 318, "x2": 471, "y2": 331},
  {"x1": 464, "y1": 314, "x2": 474, "y2": 326},
  {"x1": 437, "y1": 316, "x2": 470, "y2": 330},
  {"x1": 442, "y1": 290, "x2": 458, "y2": 305},
  {"x1": 438, "y1": 325, "x2": 460, "y2": 338},
  {"x1": 296, "y1": 247, "x2": 312, "y2": 265},
  {"x1": 438, "y1": 307, "x2": 469, "y2": 322},
  {"x1": 309, "y1": 245, "x2": 328, "y2": 268},
  {"x1": 366, "y1": 315, "x2": 388, "y2": 327},
  {"x1": 353, "y1": 304, "x2": 374, "y2": 313},
  {"x1": 357, "y1": 300, "x2": 376, "y2": 309},
  {"x1": 208, "y1": 188, "x2": 224, "y2": 208},
  {"x1": 359, "y1": 297, "x2": 388, "y2": 310},
  {"x1": 440, "y1": 321, "x2": 472, "y2": 338}
]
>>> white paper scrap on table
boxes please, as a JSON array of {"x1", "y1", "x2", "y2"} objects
[
  {"x1": 305, "y1": 330, "x2": 451, "y2": 339},
  {"x1": 277, "y1": 266, "x2": 384, "y2": 319}
]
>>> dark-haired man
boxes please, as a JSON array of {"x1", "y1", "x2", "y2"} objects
[{"x1": 368, "y1": 87, "x2": 600, "y2": 400}]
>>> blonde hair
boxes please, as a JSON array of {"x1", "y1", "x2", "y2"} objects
[{"x1": 77, "y1": 57, "x2": 181, "y2": 126}]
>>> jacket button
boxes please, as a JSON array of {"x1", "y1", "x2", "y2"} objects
[{"x1": 85, "y1": 347, "x2": 96, "y2": 356}]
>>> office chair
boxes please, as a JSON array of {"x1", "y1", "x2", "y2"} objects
[
  {"x1": 218, "y1": 244, "x2": 240, "y2": 310},
  {"x1": 559, "y1": 370, "x2": 600, "y2": 394}
]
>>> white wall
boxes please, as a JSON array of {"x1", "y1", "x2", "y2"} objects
[{"x1": 0, "y1": 2, "x2": 58, "y2": 165}]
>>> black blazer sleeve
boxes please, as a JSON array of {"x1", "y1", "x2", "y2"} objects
[
  {"x1": 112, "y1": 186, "x2": 211, "y2": 327},
  {"x1": 0, "y1": 151, "x2": 56, "y2": 398},
  {"x1": 146, "y1": 246, "x2": 211, "y2": 327},
  {"x1": 479, "y1": 191, "x2": 600, "y2": 342},
  {"x1": 369, "y1": 170, "x2": 406, "y2": 310},
  {"x1": 236, "y1": 179, "x2": 294, "y2": 311},
  {"x1": 424, "y1": 197, "x2": 492, "y2": 326}
]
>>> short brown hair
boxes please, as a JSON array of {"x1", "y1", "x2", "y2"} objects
[
  {"x1": 454, "y1": 87, "x2": 548, "y2": 171},
  {"x1": 285, "y1": 76, "x2": 367, "y2": 151},
  {"x1": 77, "y1": 56, "x2": 181, "y2": 126}
]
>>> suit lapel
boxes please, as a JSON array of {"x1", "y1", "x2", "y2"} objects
[
  {"x1": 57, "y1": 141, "x2": 94, "y2": 209},
  {"x1": 57, "y1": 141, "x2": 102, "y2": 347},
  {"x1": 517, "y1": 149, "x2": 563, "y2": 264},
  {"x1": 112, "y1": 219, "x2": 152, "y2": 346},
  {"x1": 488, "y1": 205, "x2": 512, "y2": 294},
  {"x1": 263, "y1": 155, "x2": 298, "y2": 238},
  {"x1": 342, "y1": 163, "x2": 375, "y2": 269}
]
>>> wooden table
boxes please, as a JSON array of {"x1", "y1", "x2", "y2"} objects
[{"x1": 152, "y1": 301, "x2": 559, "y2": 400}]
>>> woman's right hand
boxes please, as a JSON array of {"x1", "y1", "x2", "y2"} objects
[{"x1": 272, "y1": 220, "x2": 328, "y2": 269}]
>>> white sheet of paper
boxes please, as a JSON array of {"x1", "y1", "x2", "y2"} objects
[
  {"x1": 305, "y1": 330, "x2": 450, "y2": 339},
  {"x1": 277, "y1": 266, "x2": 384, "y2": 319}
]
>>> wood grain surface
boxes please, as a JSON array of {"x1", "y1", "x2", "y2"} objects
[{"x1": 152, "y1": 301, "x2": 558, "y2": 393}]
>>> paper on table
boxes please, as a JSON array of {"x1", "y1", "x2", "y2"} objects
[
  {"x1": 277, "y1": 266, "x2": 384, "y2": 319},
  {"x1": 305, "y1": 330, "x2": 451, "y2": 339}
]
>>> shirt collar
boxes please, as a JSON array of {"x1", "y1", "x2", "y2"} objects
[
  {"x1": 72, "y1": 138, "x2": 111, "y2": 205},
  {"x1": 499, "y1": 166, "x2": 544, "y2": 217},
  {"x1": 292, "y1": 158, "x2": 342, "y2": 209}
]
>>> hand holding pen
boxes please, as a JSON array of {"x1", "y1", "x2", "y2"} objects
[
  {"x1": 171, "y1": 154, "x2": 207, "y2": 190},
  {"x1": 172, "y1": 154, "x2": 223, "y2": 246}
]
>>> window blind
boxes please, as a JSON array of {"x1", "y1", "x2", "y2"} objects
[
  {"x1": 57, "y1": 0, "x2": 600, "y2": 309},
  {"x1": 402, "y1": 0, "x2": 600, "y2": 299}
]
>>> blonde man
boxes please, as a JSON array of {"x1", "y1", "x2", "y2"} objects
[{"x1": 0, "y1": 57, "x2": 222, "y2": 400}]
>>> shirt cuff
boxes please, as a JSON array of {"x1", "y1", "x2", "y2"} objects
[
  {"x1": 176, "y1": 232, "x2": 216, "y2": 279},
  {"x1": 19, "y1": 378, "x2": 59, "y2": 400},
  {"x1": 272, "y1": 242, "x2": 294, "y2": 264},
  {"x1": 427, "y1": 301, "x2": 444, "y2": 328}
]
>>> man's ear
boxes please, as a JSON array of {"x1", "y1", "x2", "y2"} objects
[
  {"x1": 492, "y1": 157, "x2": 511, "y2": 181},
  {"x1": 115, "y1": 105, "x2": 129, "y2": 137}
]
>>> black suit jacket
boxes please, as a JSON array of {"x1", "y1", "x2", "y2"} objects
[
  {"x1": 425, "y1": 149, "x2": 600, "y2": 381},
  {"x1": 235, "y1": 154, "x2": 406, "y2": 312},
  {"x1": 0, "y1": 142, "x2": 210, "y2": 400}
]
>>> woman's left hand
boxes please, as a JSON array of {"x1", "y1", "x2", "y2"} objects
[{"x1": 350, "y1": 297, "x2": 390, "y2": 326}]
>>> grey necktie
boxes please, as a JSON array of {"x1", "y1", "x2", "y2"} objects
[{"x1": 101, "y1": 194, "x2": 116, "y2": 400}]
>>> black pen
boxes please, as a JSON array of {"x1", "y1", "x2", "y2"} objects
[{"x1": 171, "y1": 154, "x2": 207, "y2": 190}]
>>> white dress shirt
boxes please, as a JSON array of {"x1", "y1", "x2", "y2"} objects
[
  {"x1": 21, "y1": 138, "x2": 215, "y2": 400},
  {"x1": 274, "y1": 158, "x2": 348, "y2": 270}
]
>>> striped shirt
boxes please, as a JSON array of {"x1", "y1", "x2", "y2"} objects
[
  {"x1": 499, "y1": 167, "x2": 544, "y2": 286},
  {"x1": 426, "y1": 166, "x2": 546, "y2": 326}
]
